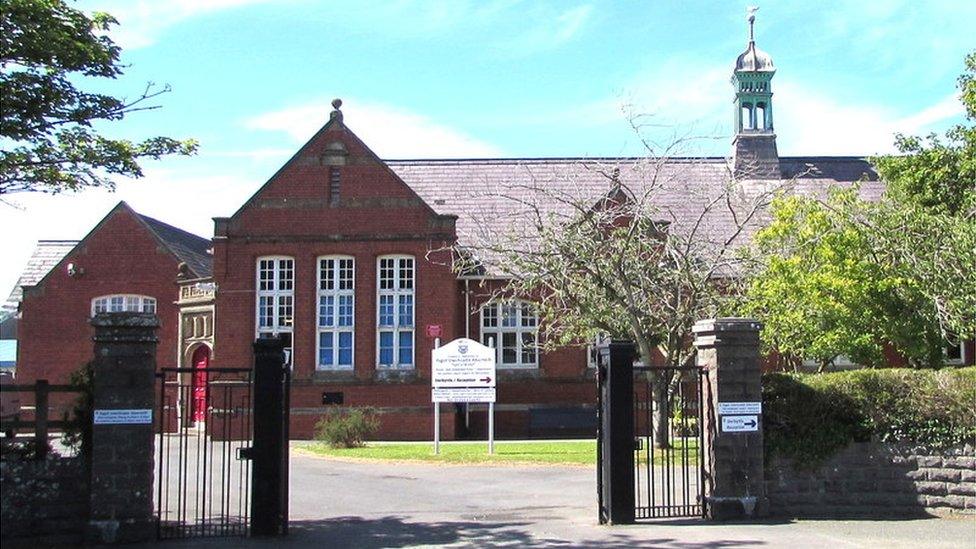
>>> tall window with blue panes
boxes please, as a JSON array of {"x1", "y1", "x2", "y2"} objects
[
  {"x1": 317, "y1": 256, "x2": 355, "y2": 370},
  {"x1": 377, "y1": 256, "x2": 414, "y2": 369}
]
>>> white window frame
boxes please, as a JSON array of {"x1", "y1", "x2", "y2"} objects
[
  {"x1": 376, "y1": 255, "x2": 415, "y2": 369},
  {"x1": 586, "y1": 333, "x2": 609, "y2": 368},
  {"x1": 801, "y1": 355, "x2": 857, "y2": 369},
  {"x1": 255, "y1": 256, "x2": 294, "y2": 365},
  {"x1": 91, "y1": 294, "x2": 156, "y2": 316},
  {"x1": 481, "y1": 300, "x2": 539, "y2": 369},
  {"x1": 316, "y1": 255, "x2": 355, "y2": 371},
  {"x1": 945, "y1": 340, "x2": 967, "y2": 365}
]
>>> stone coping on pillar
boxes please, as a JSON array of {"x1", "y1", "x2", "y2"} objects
[
  {"x1": 693, "y1": 318, "x2": 762, "y2": 334},
  {"x1": 91, "y1": 312, "x2": 159, "y2": 343}
]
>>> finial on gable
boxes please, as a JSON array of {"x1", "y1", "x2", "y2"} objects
[{"x1": 330, "y1": 98, "x2": 343, "y2": 122}]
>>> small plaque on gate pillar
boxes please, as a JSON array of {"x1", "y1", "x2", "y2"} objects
[
  {"x1": 94, "y1": 409, "x2": 153, "y2": 425},
  {"x1": 721, "y1": 415, "x2": 759, "y2": 432}
]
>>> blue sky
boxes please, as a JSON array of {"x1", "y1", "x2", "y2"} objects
[{"x1": 1, "y1": 0, "x2": 973, "y2": 297}]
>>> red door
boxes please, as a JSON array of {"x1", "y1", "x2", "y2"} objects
[{"x1": 191, "y1": 346, "x2": 210, "y2": 423}]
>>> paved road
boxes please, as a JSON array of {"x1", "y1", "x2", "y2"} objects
[{"x1": 145, "y1": 450, "x2": 975, "y2": 548}]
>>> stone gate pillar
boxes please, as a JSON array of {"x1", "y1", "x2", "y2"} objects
[
  {"x1": 693, "y1": 318, "x2": 767, "y2": 519},
  {"x1": 88, "y1": 312, "x2": 159, "y2": 543}
]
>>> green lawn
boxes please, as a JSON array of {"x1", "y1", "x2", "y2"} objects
[{"x1": 297, "y1": 439, "x2": 699, "y2": 466}]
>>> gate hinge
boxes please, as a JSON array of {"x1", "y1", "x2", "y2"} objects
[
  {"x1": 237, "y1": 446, "x2": 255, "y2": 461},
  {"x1": 634, "y1": 438, "x2": 643, "y2": 452}
]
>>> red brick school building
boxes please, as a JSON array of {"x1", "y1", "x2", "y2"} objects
[{"x1": 3, "y1": 35, "x2": 972, "y2": 440}]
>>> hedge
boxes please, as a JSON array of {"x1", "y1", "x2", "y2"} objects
[{"x1": 762, "y1": 367, "x2": 976, "y2": 466}]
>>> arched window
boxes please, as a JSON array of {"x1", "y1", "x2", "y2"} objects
[
  {"x1": 317, "y1": 255, "x2": 355, "y2": 370},
  {"x1": 741, "y1": 104, "x2": 754, "y2": 130},
  {"x1": 481, "y1": 300, "x2": 538, "y2": 368},
  {"x1": 255, "y1": 256, "x2": 294, "y2": 365},
  {"x1": 91, "y1": 294, "x2": 156, "y2": 316},
  {"x1": 756, "y1": 102, "x2": 767, "y2": 130},
  {"x1": 377, "y1": 255, "x2": 415, "y2": 369}
]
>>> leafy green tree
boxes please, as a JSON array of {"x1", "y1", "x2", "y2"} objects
[
  {"x1": 0, "y1": 0, "x2": 197, "y2": 195},
  {"x1": 744, "y1": 52, "x2": 976, "y2": 369}
]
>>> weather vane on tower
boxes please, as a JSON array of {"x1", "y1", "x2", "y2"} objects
[{"x1": 748, "y1": 6, "x2": 759, "y2": 41}]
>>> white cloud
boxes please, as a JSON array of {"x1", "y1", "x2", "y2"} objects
[
  {"x1": 0, "y1": 169, "x2": 263, "y2": 298},
  {"x1": 501, "y1": 4, "x2": 593, "y2": 54},
  {"x1": 776, "y1": 82, "x2": 963, "y2": 156},
  {"x1": 82, "y1": 0, "x2": 275, "y2": 49},
  {"x1": 245, "y1": 100, "x2": 505, "y2": 158}
]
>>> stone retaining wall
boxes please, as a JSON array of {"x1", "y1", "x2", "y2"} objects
[
  {"x1": 0, "y1": 456, "x2": 89, "y2": 544},
  {"x1": 766, "y1": 442, "x2": 975, "y2": 517}
]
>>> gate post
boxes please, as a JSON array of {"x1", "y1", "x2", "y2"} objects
[
  {"x1": 87, "y1": 312, "x2": 159, "y2": 544},
  {"x1": 597, "y1": 340, "x2": 636, "y2": 524},
  {"x1": 250, "y1": 336, "x2": 287, "y2": 536},
  {"x1": 693, "y1": 318, "x2": 767, "y2": 520}
]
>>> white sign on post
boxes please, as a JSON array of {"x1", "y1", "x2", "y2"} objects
[
  {"x1": 432, "y1": 338, "x2": 496, "y2": 389},
  {"x1": 431, "y1": 337, "x2": 498, "y2": 454},
  {"x1": 721, "y1": 415, "x2": 759, "y2": 432}
]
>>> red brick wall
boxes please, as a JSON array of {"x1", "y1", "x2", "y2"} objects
[{"x1": 17, "y1": 208, "x2": 183, "y2": 384}]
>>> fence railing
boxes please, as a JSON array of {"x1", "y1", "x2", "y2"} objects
[{"x1": 0, "y1": 379, "x2": 87, "y2": 460}]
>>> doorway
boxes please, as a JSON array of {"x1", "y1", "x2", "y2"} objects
[{"x1": 190, "y1": 345, "x2": 210, "y2": 424}]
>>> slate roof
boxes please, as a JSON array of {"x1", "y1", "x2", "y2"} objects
[
  {"x1": 2, "y1": 205, "x2": 213, "y2": 319},
  {"x1": 137, "y1": 214, "x2": 213, "y2": 279},
  {"x1": 388, "y1": 156, "x2": 883, "y2": 275},
  {"x1": 1, "y1": 240, "x2": 78, "y2": 319}
]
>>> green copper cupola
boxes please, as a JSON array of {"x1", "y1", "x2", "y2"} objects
[{"x1": 731, "y1": 8, "x2": 781, "y2": 179}]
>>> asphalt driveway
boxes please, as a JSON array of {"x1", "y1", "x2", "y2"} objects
[{"x1": 143, "y1": 448, "x2": 975, "y2": 548}]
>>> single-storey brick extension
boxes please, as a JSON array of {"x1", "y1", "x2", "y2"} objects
[{"x1": 5, "y1": 32, "x2": 972, "y2": 439}]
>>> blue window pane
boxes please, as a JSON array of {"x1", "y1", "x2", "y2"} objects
[
  {"x1": 319, "y1": 296, "x2": 335, "y2": 327},
  {"x1": 398, "y1": 295, "x2": 413, "y2": 327},
  {"x1": 379, "y1": 296, "x2": 394, "y2": 326},
  {"x1": 338, "y1": 332, "x2": 353, "y2": 365},
  {"x1": 338, "y1": 295, "x2": 353, "y2": 326},
  {"x1": 379, "y1": 331, "x2": 394, "y2": 365},
  {"x1": 398, "y1": 331, "x2": 412, "y2": 365},
  {"x1": 319, "y1": 332, "x2": 334, "y2": 366}
]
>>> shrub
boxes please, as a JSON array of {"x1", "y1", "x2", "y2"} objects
[
  {"x1": 763, "y1": 367, "x2": 976, "y2": 467},
  {"x1": 314, "y1": 407, "x2": 380, "y2": 448}
]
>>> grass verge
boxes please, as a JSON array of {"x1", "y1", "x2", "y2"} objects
[{"x1": 297, "y1": 438, "x2": 699, "y2": 466}]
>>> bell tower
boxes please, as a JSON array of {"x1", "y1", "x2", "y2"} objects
[{"x1": 731, "y1": 8, "x2": 780, "y2": 179}]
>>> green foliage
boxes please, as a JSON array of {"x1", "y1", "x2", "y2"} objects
[
  {"x1": 313, "y1": 407, "x2": 380, "y2": 448},
  {"x1": 744, "y1": 190, "x2": 899, "y2": 368},
  {"x1": 61, "y1": 361, "x2": 93, "y2": 457},
  {"x1": 0, "y1": 0, "x2": 197, "y2": 195},
  {"x1": 764, "y1": 367, "x2": 976, "y2": 467}
]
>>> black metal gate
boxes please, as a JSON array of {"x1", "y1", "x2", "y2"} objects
[
  {"x1": 155, "y1": 341, "x2": 290, "y2": 540},
  {"x1": 155, "y1": 367, "x2": 254, "y2": 539},
  {"x1": 597, "y1": 341, "x2": 709, "y2": 523},
  {"x1": 633, "y1": 365, "x2": 707, "y2": 519}
]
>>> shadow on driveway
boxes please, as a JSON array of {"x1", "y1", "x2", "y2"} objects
[{"x1": 283, "y1": 515, "x2": 767, "y2": 548}]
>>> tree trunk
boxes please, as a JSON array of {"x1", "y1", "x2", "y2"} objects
[{"x1": 652, "y1": 372, "x2": 671, "y2": 449}]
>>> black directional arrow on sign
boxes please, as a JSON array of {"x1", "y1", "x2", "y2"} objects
[
  {"x1": 480, "y1": 376, "x2": 492, "y2": 384},
  {"x1": 744, "y1": 419, "x2": 757, "y2": 428}
]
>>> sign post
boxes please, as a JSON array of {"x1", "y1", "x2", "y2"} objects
[
  {"x1": 433, "y1": 337, "x2": 441, "y2": 455},
  {"x1": 431, "y1": 337, "x2": 497, "y2": 455}
]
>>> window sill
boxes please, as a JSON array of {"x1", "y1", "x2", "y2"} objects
[
  {"x1": 311, "y1": 370, "x2": 358, "y2": 383},
  {"x1": 373, "y1": 369, "x2": 417, "y2": 384},
  {"x1": 498, "y1": 368, "x2": 542, "y2": 381}
]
